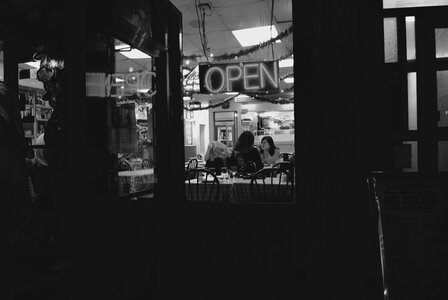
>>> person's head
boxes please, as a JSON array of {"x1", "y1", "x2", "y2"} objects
[
  {"x1": 260, "y1": 136, "x2": 276, "y2": 156},
  {"x1": 234, "y1": 131, "x2": 255, "y2": 153},
  {"x1": 204, "y1": 141, "x2": 232, "y2": 161}
]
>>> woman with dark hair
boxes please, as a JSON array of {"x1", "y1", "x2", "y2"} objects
[
  {"x1": 259, "y1": 136, "x2": 281, "y2": 165},
  {"x1": 233, "y1": 131, "x2": 263, "y2": 170}
]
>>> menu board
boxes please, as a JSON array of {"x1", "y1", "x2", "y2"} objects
[{"x1": 372, "y1": 174, "x2": 448, "y2": 299}]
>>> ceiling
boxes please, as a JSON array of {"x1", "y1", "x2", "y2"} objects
[
  {"x1": 170, "y1": 0, "x2": 293, "y2": 98},
  {"x1": 170, "y1": 0, "x2": 293, "y2": 65}
]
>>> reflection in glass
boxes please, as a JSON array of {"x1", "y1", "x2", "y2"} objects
[
  {"x1": 437, "y1": 70, "x2": 448, "y2": 127},
  {"x1": 407, "y1": 72, "x2": 417, "y2": 130},
  {"x1": 107, "y1": 38, "x2": 156, "y2": 198},
  {"x1": 435, "y1": 28, "x2": 448, "y2": 58},
  {"x1": 439, "y1": 141, "x2": 448, "y2": 171},
  {"x1": 406, "y1": 17, "x2": 416, "y2": 61},
  {"x1": 384, "y1": 0, "x2": 448, "y2": 9},
  {"x1": 384, "y1": 18, "x2": 398, "y2": 63},
  {"x1": 403, "y1": 141, "x2": 418, "y2": 172}
]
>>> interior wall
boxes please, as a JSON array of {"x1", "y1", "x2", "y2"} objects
[
  {"x1": 191, "y1": 108, "x2": 209, "y2": 155},
  {"x1": 208, "y1": 99, "x2": 242, "y2": 143}
]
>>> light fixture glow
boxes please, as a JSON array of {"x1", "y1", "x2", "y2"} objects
[
  {"x1": 225, "y1": 92, "x2": 238, "y2": 95},
  {"x1": 232, "y1": 25, "x2": 279, "y2": 47},
  {"x1": 183, "y1": 96, "x2": 191, "y2": 101},
  {"x1": 283, "y1": 77, "x2": 294, "y2": 83},
  {"x1": 24, "y1": 61, "x2": 41, "y2": 69},
  {"x1": 115, "y1": 44, "x2": 151, "y2": 59},
  {"x1": 279, "y1": 58, "x2": 293, "y2": 68}
]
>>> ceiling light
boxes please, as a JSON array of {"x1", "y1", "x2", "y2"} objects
[
  {"x1": 232, "y1": 25, "x2": 279, "y2": 47},
  {"x1": 225, "y1": 92, "x2": 238, "y2": 95},
  {"x1": 24, "y1": 61, "x2": 41, "y2": 69},
  {"x1": 183, "y1": 96, "x2": 191, "y2": 101},
  {"x1": 115, "y1": 44, "x2": 151, "y2": 59},
  {"x1": 283, "y1": 77, "x2": 294, "y2": 83},
  {"x1": 115, "y1": 78, "x2": 124, "y2": 82},
  {"x1": 279, "y1": 58, "x2": 293, "y2": 68}
]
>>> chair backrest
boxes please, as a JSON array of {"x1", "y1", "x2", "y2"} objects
[
  {"x1": 280, "y1": 152, "x2": 291, "y2": 162},
  {"x1": 118, "y1": 159, "x2": 132, "y2": 171},
  {"x1": 185, "y1": 168, "x2": 220, "y2": 202},
  {"x1": 273, "y1": 161, "x2": 294, "y2": 182},
  {"x1": 241, "y1": 161, "x2": 257, "y2": 174},
  {"x1": 249, "y1": 167, "x2": 294, "y2": 203},
  {"x1": 142, "y1": 158, "x2": 151, "y2": 169},
  {"x1": 186, "y1": 158, "x2": 199, "y2": 171}
]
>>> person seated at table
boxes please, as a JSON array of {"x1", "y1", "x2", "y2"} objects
[
  {"x1": 259, "y1": 136, "x2": 281, "y2": 165},
  {"x1": 233, "y1": 131, "x2": 263, "y2": 171},
  {"x1": 204, "y1": 141, "x2": 232, "y2": 172}
]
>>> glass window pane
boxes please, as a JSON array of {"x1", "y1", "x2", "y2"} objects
[
  {"x1": 0, "y1": 44, "x2": 3, "y2": 82},
  {"x1": 403, "y1": 141, "x2": 418, "y2": 172},
  {"x1": 384, "y1": 18, "x2": 398, "y2": 63},
  {"x1": 86, "y1": 38, "x2": 156, "y2": 199},
  {"x1": 407, "y1": 72, "x2": 417, "y2": 130},
  {"x1": 384, "y1": 0, "x2": 448, "y2": 9},
  {"x1": 439, "y1": 141, "x2": 448, "y2": 171},
  {"x1": 406, "y1": 17, "x2": 416, "y2": 61},
  {"x1": 436, "y1": 70, "x2": 448, "y2": 127},
  {"x1": 435, "y1": 28, "x2": 448, "y2": 58}
]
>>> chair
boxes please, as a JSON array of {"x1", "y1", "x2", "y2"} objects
[
  {"x1": 249, "y1": 167, "x2": 294, "y2": 203},
  {"x1": 142, "y1": 158, "x2": 151, "y2": 169},
  {"x1": 241, "y1": 161, "x2": 257, "y2": 173},
  {"x1": 273, "y1": 161, "x2": 294, "y2": 182},
  {"x1": 185, "y1": 168, "x2": 220, "y2": 202},
  {"x1": 186, "y1": 158, "x2": 199, "y2": 171},
  {"x1": 280, "y1": 152, "x2": 292, "y2": 162},
  {"x1": 118, "y1": 159, "x2": 132, "y2": 171}
]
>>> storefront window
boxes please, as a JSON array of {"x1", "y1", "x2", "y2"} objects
[
  {"x1": 87, "y1": 38, "x2": 156, "y2": 199},
  {"x1": 407, "y1": 72, "x2": 417, "y2": 130},
  {"x1": 384, "y1": 0, "x2": 448, "y2": 9},
  {"x1": 384, "y1": 18, "x2": 398, "y2": 63},
  {"x1": 435, "y1": 28, "x2": 448, "y2": 58},
  {"x1": 406, "y1": 17, "x2": 416, "y2": 61},
  {"x1": 179, "y1": 0, "x2": 294, "y2": 203},
  {"x1": 111, "y1": 39, "x2": 155, "y2": 199}
]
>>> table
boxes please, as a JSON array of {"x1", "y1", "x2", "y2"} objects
[
  {"x1": 118, "y1": 168, "x2": 155, "y2": 196},
  {"x1": 185, "y1": 176, "x2": 293, "y2": 203}
]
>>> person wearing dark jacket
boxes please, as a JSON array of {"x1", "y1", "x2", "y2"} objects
[{"x1": 233, "y1": 131, "x2": 263, "y2": 171}]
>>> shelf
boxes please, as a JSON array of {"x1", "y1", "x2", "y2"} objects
[
  {"x1": 24, "y1": 134, "x2": 34, "y2": 138},
  {"x1": 36, "y1": 118, "x2": 49, "y2": 122}
]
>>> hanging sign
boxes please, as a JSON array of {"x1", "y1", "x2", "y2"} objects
[{"x1": 199, "y1": 61, "x2": 279, "y2": 94}]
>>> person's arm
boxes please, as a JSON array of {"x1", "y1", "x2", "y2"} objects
[{"x1": 273, "y1": 148, "x2": 281, "y2": 163}]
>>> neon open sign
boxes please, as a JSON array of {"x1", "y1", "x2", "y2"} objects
[{"x1": 199, "y1": 61, "x2": 279, "y2": 94}]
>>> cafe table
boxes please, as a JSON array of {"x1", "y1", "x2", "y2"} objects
[
  {"x1": 185, "y1": 175, "x2": 293, "y2": 203},
  {"x1": 118, "y1": 168, "x2": 154, "y2": 196}
]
